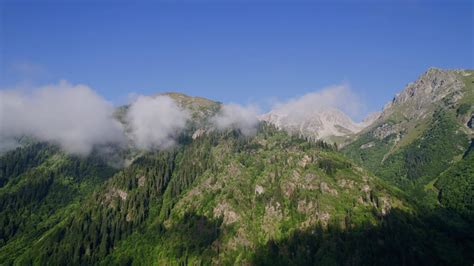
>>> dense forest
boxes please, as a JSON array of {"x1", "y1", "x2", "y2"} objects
[
  {"x1": 0, "y1": 123, "x2": 473, "y2": 265},
  {"x1": 0, "y1": 69, "x2": 473, "y2": 266}
]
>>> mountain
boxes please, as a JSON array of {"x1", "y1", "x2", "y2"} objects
[
  {"x1": 1, "y1": 71, "x2": 473, "y2": 265},
  {"x1": 162, "y1": 92, "x2": 221, "y2": 122},
  {"x1": 0, "y1": 126, "x2": 402, "y2": 264},
  {"x1": 380, "y1": 68, "x2": 467, "y2": 121},
  {"x1": 115, "y1": 92, "x2": 221, "y2": 127},
  {"x1": 343, "y1": 68, "x2": 473, "y2": 206},
  {"x1": 260, "y1": 108, "x2": 369, "y2": 143},
  {"x1": 3, "y1": 124, "x2": 472, "y2": 265}
]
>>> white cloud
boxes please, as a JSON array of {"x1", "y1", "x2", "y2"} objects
[
  {"x1": 0, "y1": 81, "x2": 366, "y2": 154},
  {"x1": 0, "y1": 81, "x2": 125, "y2": 155},
  {"x1": 269, "y1": 84, "x2": 364, "y2": 122},
  {"x1": 211, "y1": 103, "x2": 260, "y2": 136},
  {"x1": 125, "y1": 95, "x2": 190, "y2": 150}
]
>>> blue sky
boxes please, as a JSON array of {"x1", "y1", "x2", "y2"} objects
[{"x1": 1, "y1": 0, "x2": 472, "y2": 117}]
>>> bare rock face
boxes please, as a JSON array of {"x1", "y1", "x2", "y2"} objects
[
  {"x1": 192, "y1": 128, "x2": 206, "y2": 140},
  {"x1": 262, "y1": 201, "x2": 283, "y2": 236},
  {"x1": 381, "y1": 68, "x2": 464, "y2": 121},
  {"x1": 337, "y1": 178, "x2": 355, "y2": 189},
  {"x1": 255, "y1": 185, "x2": 264, "y2": 195},
  {"x1": 352, "y1": 68, "x2": 467, "y2": 153},
  {"x1": 360, "y1": 184, "x2": 371, "y2": 203},
  {"x1": 116, "y1": 189, "x2": 128, "y2": 200},
  {"x1": 213, "y1": 202, "x2": 239, "y2": 225},
  {"x1": 394, "y1": 68, "x2": 462, "y2": 104},
  {"x1": 378, "y1": 196, "x2": 392, "y2": 216},
  {"x1": 371, "y1": 123, "x2": 401, "y2": 139},
  {"x1": 298, "y1": 155, "x2": 312, "y2": 168},
  {"x1": 103, "y1": 188, "x2": 129, "y2": 208},
  {"x1": 297, "y1": 200, "x2": 315, "y2": 213},
  {"x1": 126, "y1": 212, "x2": 133, "y2": 222},
  {"x1": 360, "y1": 141, "x2": 375, "y2": 149},
  {"x1": 137, "y1": 175, "x2": 146, "y2": 187},
  {"x1": 260, "y1": 108, "x2": 368, "y2": 141},
  {"x1": 320, "y1": 182, "x2": 338, "y2": 195}
]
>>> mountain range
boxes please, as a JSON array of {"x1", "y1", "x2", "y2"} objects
[{"x1": 0, "y1": 67, "x2": 473, "y2": 265}]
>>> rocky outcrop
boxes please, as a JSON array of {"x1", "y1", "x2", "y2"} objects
[
  {"x1": 260, "y1": 108, "x2": 368, "y2": 141},
  {"x1": 262, "y1": 201, "x2": 283, "y2": 236},
  {"x1": 213, "y1": 202, "x2": 239, "y2": 225},
  {"x1": 381, "y1": 68, "x2": 464, "y2": 121},
  {"x1": 137, "y1": 175, "x2": 146, "y2": 187},
  {"x1": 320, "y1": 182, "x2": 338, "y2": 195},
  {"x1": 371, "y1": 123, "x2": 402, "y2": 140},
  {"x1": 103, "y1": 188, "x2": 129, "y2": 208},
  {"x1": 255, "y1": 185, "x2": 264, "y2": 195},
  {"x1": 192, "y1": 128, "x2": 206, "y2": 140}
]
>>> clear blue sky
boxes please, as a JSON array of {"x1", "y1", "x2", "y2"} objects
[{"x1": 1, "y1": 0, "x2": 472, "y2": 115}]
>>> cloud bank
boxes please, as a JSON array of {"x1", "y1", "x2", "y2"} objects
[
  {"x1": 211, "y1": 103, "x2": 260, "y2": 136},
  {"x1": 0, "y1": 81, "x2": 125, "y2": 155},
  {"x1": 125, "y1": 95, "x2": 190, "y2": 150},
  {"x1": 0, "y1": 81, "x2": 365, "y2": 155},
  {"x1": 268, "y1": 85, "x2": 364, "y2": 122},
  {"x1": 0, "y1": 83, "x2": 192, "y2": 154}
]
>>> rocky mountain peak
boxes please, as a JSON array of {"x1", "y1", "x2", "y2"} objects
[
  {"x1": 394, "y1": 68, "x2": 461, "y2": 103},
  {"x1": 381, "y1": 68, "x2": 464, "y2": 120},
  {"x1": 158, "y1": 92, "x2": 221, "y2": 121},
  {"x1": 260, "y1": 107, "x2": 365, "y2": 141},
  {"x1": 160, "y1": 92, "x2": 220, "y2": 109}
]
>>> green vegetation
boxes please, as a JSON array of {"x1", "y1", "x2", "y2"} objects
[
  {"x1": 1, "y1": 122, "x2": 472, "y2": 265},
  {"x1": 1, "y1": 71, "x2": 473, "y2": 265},
  {"x1": 457, "y1": 103, "x2": 471, "y2": 116},
  {"x1": 252, "y1": 208, "x2": 473, "y2": 266},
  {"x1": 0, "y1": 143, "x2": 116, "y2": 262},
  {"x1": 435, "y1": 146, "x2": 474, "y2": 219},
  {"x1": 344, "y1": 109, "x2": 469, "y2": 189}
]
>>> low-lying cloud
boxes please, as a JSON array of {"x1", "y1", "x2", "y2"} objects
[
  {"x1": 0, "y1": 83, "x2": 193, "y2": 154},
  {"x1": 211, "y1": 103, "x2": 260, "y2": 136},
  {"x1": 0, "y1": 81, "x2": 365, "y2": 155},
  {"x1": 126, "y1": 95, "x2": 190, "y2": 150},
  {"x1": 0, "y1": 81, "x2": 125, "y2": 155},
  {"x1": 268, "y1": 84, "x2": 364, "y2": 122}
]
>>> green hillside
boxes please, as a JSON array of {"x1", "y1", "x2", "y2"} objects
[
  {"x1": 1, "y1": 70, "x2": 473, "y2": 265},
  {"x1": 435, "y1": 145, "x2": 474, "y2": 219},
  {"x1": 0, "y1": 143, "x2": 117, "y2": 262},
  {"x1": 1, "y1": 124, "x2": 472, "y2": 265},
  {"x1": 343, "y1": 70, "x2": 473, "y2": 205}
]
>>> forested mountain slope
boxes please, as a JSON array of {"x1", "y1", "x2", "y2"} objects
[
  {"x1": 0, "y1": 72, "x2": 473, "y2": 265},
  {"x1": 435, "y1": 143, "x2": 474, "y2": 219},
  {"x1": 1, "y1": 125, "x2": 472, "y2": 265},
  {"x1": 343, "y1": 69, "x2": 474, "y2": 206},
  {"x1": 0, "y1": 143, "x2": 117, "y2": 261}
]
